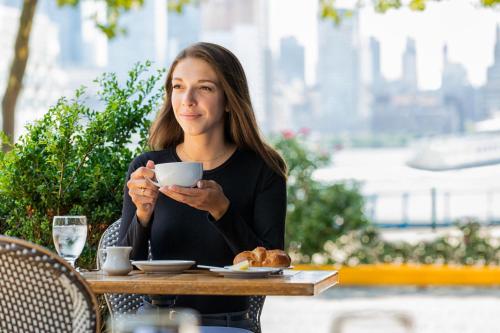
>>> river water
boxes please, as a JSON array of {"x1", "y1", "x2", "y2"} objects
[{"x1": 314, "y1": 148, "x2": 500, "y2": 226}]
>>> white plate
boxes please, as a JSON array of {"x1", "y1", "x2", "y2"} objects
[
  {"x1": 210, "y1": 267, "x2": 282, "y2": 279},
  {"x1": 132, "y1": 260, "x2": 195, "y2": 273},
  {"x1": 225, "y1": 265, "x2": 294, "y2": 270}
]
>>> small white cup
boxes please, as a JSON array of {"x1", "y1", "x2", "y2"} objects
[
  {"x1": 101, "y1": 246, "x2": 133, "y2": 276},
  {"x1": 150, "y1": 162, "x2": 203, "y2": 188}
]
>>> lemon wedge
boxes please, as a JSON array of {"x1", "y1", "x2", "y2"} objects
[{"x1": 230, "y1": 260, "x2": 250, "y2": 271}]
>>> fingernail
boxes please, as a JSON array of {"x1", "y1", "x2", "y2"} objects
[{"x1": 197, "y1": 181, "x2": 202, "y2": 188}]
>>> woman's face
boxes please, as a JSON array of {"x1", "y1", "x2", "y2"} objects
[{"x1": 171, "y1": 57, "x2": 226, "y2": 139}]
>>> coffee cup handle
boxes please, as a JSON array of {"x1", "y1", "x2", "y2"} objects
[
  {"x1": 147, "y1": 177, "x2": 161, "y2": 187},
  {"x1": 145, "y1": 169, "x2": 161, "y2": 187}
]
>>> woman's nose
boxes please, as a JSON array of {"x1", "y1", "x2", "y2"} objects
[{"x1": 182, "y1": 88, "x2": 196, "y2": 106}]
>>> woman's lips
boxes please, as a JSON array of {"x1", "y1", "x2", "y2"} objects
[{"x1": 180, "y1": 113, "x2": 201, "y2": 120}]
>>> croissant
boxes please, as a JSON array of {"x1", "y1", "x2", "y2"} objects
[{"x1": 233, "y1": 247, "x2": 291, "y2": 268}]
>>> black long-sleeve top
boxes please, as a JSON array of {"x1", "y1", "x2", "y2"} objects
[{"x1": 118, "y1": 146, "x2": 287, "y2": 314}]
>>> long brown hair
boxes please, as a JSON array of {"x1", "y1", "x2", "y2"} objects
[{"x1": 149, "y1": 42, "x2": 287, "y2": 179}]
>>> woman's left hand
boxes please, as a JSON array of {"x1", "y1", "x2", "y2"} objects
[{"x1": 159, "y1": 180, "x2": 230, "y2": 220}]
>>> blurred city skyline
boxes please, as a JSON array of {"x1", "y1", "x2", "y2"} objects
[
  {"x1": 270, "y1": 0, "x2": 500, "y2": 89},
  {"x1": 2, "y1": 0, "x2": 498, "y2": 86},
  {"x1": 1, "y1": 0, "x2": 500, "y2": 138}
]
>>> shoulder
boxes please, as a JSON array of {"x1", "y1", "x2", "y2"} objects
[
  {"x1": 233, "y1": 148, "x2": 265, "y2": 172},
  {"x1": 236, "y1": 149, "x2": 286, "y2": 186},
  {"x1": 235, "y1": 148, "x2": 260, "y2": 164}
]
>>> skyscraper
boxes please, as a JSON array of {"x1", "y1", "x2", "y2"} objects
[
  {"x1": 316, "y1": 10, "x2": 360, "y2": 133},
  {"x1": 167, "y1": 3, "x2": 201, "y2": 64},
  {"x1": 484, "y1": 25, "x2": 500, "y2": 115},
  {"x1": 200, "y1": 0, "x2": 271, "y2": 132},
  {"x1": 370, "y1": 37, "x2": 383, "y2": 88},
  {"x1": 402, "y1": 38, "x2": 417, "y2": 91},
  {"x1": 107, "y1": 0, "x2": 168, "y2": 76},
  {"x1": 40, "y1": 1, "x2": 107, "y2": 68},
  {"x1": 278, "y1": 36, "x2": 305, "y2": 82},
  {"x1": 41, "y1": 2, "x2": 83, "y2": 67},
  {"x1": 441, "y1": 44, "x2": 468, "y2": 91},
  {"x1": 441, "y1": 44, "x2": 474, "y2": 132}
]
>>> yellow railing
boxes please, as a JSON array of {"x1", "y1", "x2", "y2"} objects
[{"x1": 293, "y1": 264, "x2": 500, "y2": 286}]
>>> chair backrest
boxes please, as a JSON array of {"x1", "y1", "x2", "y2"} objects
[
  {"x1": 98, "y1": 219, "x2": 264, "y2": 333},
  {"x1": 97, "y1": 219, "x2": 146, "y2": 319},
  {"x1": 0, "y1": 235, "x2": 100, "y2": 333},
  {"x1": 248, "y1": 295, "x2": 265, "y2": 333}
]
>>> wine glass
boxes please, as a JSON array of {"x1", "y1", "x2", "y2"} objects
[{"x1": 52, "y1": 215, "x2": 87, "y2": 269}]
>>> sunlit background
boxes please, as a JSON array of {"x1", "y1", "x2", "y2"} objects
[{"x1": 2, "y1": 0, "x2": 500, "y2": 332}]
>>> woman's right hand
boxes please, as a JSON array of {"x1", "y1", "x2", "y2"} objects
[{"x1": 127, "y1": 160, "x2": 159, "y2": 226}]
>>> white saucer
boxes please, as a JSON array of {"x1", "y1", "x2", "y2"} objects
[
  {"x1": 132, "y1": 260, "x2": 195, "y2": 273},
  {"x1": 210, "y1": 267, "x2": 282, "y2": 279}
]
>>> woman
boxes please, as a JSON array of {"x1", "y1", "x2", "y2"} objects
[{"x1": 118, "y1": 42, "x2": 287, "y2": 330}]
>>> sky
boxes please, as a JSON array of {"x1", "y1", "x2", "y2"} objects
[{"x1": 269, "y1": 0, "x2": 500, "y2": 89}]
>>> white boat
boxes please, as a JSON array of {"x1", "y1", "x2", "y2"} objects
[{"x1": 407, "y1": 133, "x2": 500, "y2": 171}]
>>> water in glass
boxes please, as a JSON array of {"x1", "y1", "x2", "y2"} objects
[{"x1": 52, "y1": 216, "x2": 87, "y2": 268}]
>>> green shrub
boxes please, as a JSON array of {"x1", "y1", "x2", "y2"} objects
[
  {"x1": 273, "y1": 132, "x2": 370, "y2": 259},
  {"x1": 0, "y1": 62, "x2": 164, "y2": 268},
  {"x1": 323, "y1": 219, "x2": 500, "y2": 266}
]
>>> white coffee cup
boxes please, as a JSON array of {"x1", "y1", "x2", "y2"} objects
[{"x1": 150, "y1": 162, "x2": 203, "y2": 188}]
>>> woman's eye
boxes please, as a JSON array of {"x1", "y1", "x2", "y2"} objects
[
  {"x1": 200, "y1": 86, "x2": 213, "y2": 91},
  {"x1": 172, "y1": 84, "x2": 182, "y2": 89}
]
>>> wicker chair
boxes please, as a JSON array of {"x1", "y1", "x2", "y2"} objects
[
  {"x1": 98, "y1": 219, "x2": 265, "y2": 333},
  {"x1": 0, "y1": 235, "x2": 100, "y2": 333}
]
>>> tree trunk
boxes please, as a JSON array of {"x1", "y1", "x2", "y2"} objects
[{"x1": 1, "y1": 0, "x2": 38, "y2": 152}]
